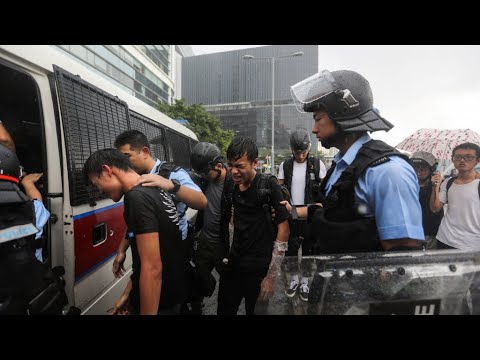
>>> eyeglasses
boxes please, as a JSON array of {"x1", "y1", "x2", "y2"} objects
[{"x1": 452, "y1": 154, "x2": 477, "y2": 162}]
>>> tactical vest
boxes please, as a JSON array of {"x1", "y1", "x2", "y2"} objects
[
  {"x1": 312, "y1": 139, "x2": 410, "y2": 254},
  {"x1": 283, "y1": 156, "x2": 323, "y2": 204},
  {"x1": 0, "y1": 184, "x2": 68, "y2": 315},
  {"x1": 0, "y1": 199, "x2": 37, "y2": 249}
]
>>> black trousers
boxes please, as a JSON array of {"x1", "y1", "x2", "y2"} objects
[{"x1": 217, "y1": 269, "x2": 267, "y2": 315}]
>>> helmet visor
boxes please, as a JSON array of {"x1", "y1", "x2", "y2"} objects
[{"x1": 291, "y1": 70, "x2": 338, "y2": 113}]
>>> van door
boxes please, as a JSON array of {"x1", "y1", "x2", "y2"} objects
[{"x1": 53, "y1": 65, "x2": 132, "y2": 313}]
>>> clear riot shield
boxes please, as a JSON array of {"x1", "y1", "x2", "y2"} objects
[{"x1": 255, "y1": 250, "x2": 480, "y2": 315}]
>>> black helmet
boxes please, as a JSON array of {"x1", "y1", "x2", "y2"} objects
[
  {"x1": 290, "y1": 69, "x2": 394, "y2": 133},
  {"x1": 290, "y1": 129, "x2": 312, "y2": 152},
  {"x1": 191, "y1": 142, "x2": 222, "y2": 174},
  {"x1": 0, "y1": 144, "x2": 21, "y2": 183},
  {"x1": 0, "y1": 144, "x2": 28, "y2": 204}
]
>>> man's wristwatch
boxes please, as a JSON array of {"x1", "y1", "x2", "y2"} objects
[{"x1": 170, "y1": 179, "x2": 181, "y2": 193}]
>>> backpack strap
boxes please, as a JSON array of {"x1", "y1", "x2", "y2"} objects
[
  {"x1": 156, "y1": 162, "x2": 182, "y2": 179},
  {"x1": 445, "y1": 177, "x2": 455, "y2": 204},
  {"x1": 282, "y1": 158, "x2": 294, "y2": 192},
  {"x1": 256, "y1": 173, "x2": 278, "y2": 237},
  {"x1": 311, "y1": 156, "x2": 321, "y2": 183}
]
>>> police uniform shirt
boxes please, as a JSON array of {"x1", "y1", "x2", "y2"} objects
[
  {"x1": 151, "y1": 159, "x2": 202, "y2": 241},
  {"x1": 33, "y1": 200, "x2": 49, "y2": 262},
  {"x1": 325, "y1": 133, "x2": 424, "y2": 241}
]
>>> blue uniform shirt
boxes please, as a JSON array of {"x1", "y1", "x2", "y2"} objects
[
  {"x1": 33, "y1": 200, "x2": 50, "y2": 262},
  {"x1": 151, "y1": 159, "x2": 201, "y2": 240},
  {"x1": 325, "y1": 133, "x2": 424, "y2": 241}
]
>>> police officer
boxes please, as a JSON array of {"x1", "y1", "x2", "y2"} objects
[
  {"x1": 285, "y1": 69, "x2": 425, "y2": 253},
  {"x1": 0, "y1": 144, "x2": 66, "y2": 314},
  {"x1": 189, "y1": 142, "x2": 233, "y2": 314},
  {"x1": 278, "y1": 129, "x2": 326, "y2": 300}
]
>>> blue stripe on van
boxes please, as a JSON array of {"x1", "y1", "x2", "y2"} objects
[{"x1": 73, "y1": 202, "x2": 124, "y2": 220}]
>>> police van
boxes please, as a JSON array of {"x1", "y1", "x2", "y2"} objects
[{"x1": 0, "y1": 45, "x2": 198, "y2": 314}]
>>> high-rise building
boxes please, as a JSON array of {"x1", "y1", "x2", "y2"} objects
[
  {"x1": 55, "y1": 45, "x2": 190, "y2": 108},
  {"x1": 182, "y1": 45, "x2": 319, "y2": 153}
]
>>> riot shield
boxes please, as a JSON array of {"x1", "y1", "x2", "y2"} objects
[{"x1": 255, "y1": 250, "x2": 480, "y2": 315}]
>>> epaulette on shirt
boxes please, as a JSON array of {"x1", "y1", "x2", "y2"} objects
[{"x1": 370, "y1": 156, "x2": 390, "y2": 167}]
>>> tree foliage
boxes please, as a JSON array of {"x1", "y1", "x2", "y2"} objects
[{"x1": 158, "y1": 99, "x2": 234, "y2": 155}]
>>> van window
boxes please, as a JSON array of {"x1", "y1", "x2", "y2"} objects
[
  {"x1": 129, "y1": 110, "x2": 168, "y2": 162},
  {"x1": 54, "y1": 66, "x2": 130, "y2": 206}
]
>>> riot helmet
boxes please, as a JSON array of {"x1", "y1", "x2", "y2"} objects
[
  {"x1": 290, "y1": 69, "x2": 394, "y2": 133},
  {"x1": 191, "y1": 142, "x2": 223, "y2": 175},
  {"x1": 0, "y1": 144, "x2": 29, "y2": 204},
  {"x1": 0, "y1": 144, "x2": 21, "y2": 184},
  {"x1": 410, "y1": 151, "x2": 438, "y2": 173},
  {"x1": 290, "y1": 129, "x2": 312, "y2": 152}
]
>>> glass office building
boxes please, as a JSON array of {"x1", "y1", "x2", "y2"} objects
[
  {"x1": 55, "y1": 45, "x2": 177, "y2": 108},
  {"x1": 182, "y1": 45, "x2": 319, "y2": 152}
]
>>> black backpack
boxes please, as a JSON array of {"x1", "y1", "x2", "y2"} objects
[
  {"x1": 230, "y1": 173, "x2": 289, "y2": 237},
  {"x1": 156, "y1": 162, "x2": 182, "y2": 182},
  {"x1": 446, "y1": 177, "x2": 480, "y2": 203}
]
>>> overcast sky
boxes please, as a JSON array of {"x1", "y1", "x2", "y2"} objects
[{"x1": 189, "y1": 45, "x2": 479, "y2": 147}]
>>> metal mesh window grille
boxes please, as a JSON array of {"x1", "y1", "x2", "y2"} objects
[
  {"x1": 54, "y1": 66, "x2": 130, "y2": 206},
  {"x1": 129, "y1": 111, "x2": 168, "y2": 162},
  {"x1": 165, "y1": 129, "x2": 192, "y2": 169}
]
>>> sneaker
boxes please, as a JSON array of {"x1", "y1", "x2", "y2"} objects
[
  {"x1": 299, "y1": 283, "x2": 309, "y2": 302},
  {"x1": 285, "y1": 280, "x2": 299, "y2": 297}
]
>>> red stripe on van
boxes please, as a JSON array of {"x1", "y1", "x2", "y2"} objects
[{"x1": 74, "y1": 205, "x2": 127, "y2": 280}]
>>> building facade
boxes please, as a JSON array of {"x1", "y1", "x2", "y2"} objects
[
  {"x1": 55, "y1": 45, "x2": 187, "y2": 108},
  {"x1": 182, "y1": 45, "x2": 319, "y2": 154}
]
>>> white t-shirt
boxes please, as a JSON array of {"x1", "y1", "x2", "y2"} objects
[
  {"x1": 279, "y1": 160, "x2": 321, "y2": 205},
  {"x1": 436, "y1": 179, "x2": 480, "y2": 250}
]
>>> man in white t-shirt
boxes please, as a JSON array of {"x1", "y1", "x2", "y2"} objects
[
  {"x1": 278, "y1": 129, "x2": 326, "y2": 301},
  {"x1": 430, "y1": 142, "x2": 480, "y2": 250}
]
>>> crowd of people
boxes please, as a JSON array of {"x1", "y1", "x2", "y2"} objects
[{"x1": 2, "y1": 68, "x2": 480, "y2": 315}]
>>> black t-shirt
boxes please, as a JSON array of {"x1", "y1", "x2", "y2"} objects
[
  {"x1": 230, "y1": 173, "x2": 290, "y2": 273},
  {"x1": 419, "y1": 182, "x2": 444, "y2": 236},
  {"x1": 124, "y1": 185, "x2": 187, "y2": 311}
]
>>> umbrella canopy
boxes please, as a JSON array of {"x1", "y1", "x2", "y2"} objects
[{"x1": 396, "y1": 128, "x2": 480, "y2": 160}]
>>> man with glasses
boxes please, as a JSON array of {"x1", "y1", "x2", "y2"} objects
[
  {"x1": 430, "y1": 142, "x2": 480, "y2": 250},
  {"x1": 410, "y1": 151, "x2": 443, "y2": 249},
  {"x1": 278, "y1": 129, "x2": 326, "y2": 301}
]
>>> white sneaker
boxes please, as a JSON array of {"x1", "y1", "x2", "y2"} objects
[
  {"x1": 285, "y1": 280, "x2": 299, "y2": 297},
  {"x1": 299, "y1": 283, "x2": 309, "y2": 301}
]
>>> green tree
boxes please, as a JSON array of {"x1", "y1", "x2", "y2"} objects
[{"x1": 158, "y1": 99, "x2": 234, "y2": 155}]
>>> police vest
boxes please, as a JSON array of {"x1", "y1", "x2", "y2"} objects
[
  {"x1": 283, "y1": 156, "x2": 323, "y2": 204},
  {"x1": 0, "y1": 198, "x2": 37, "y2": 249},
  {"x1": 311, "y1": 139, "x2": 410, "y2": 254},
  {"x1": 0, "y1": 184, "x2": 68, "y2": 314}
]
